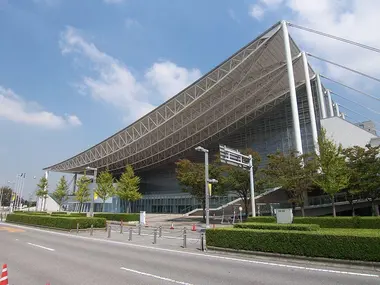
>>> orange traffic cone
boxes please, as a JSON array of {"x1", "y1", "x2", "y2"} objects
[
  {"x1": 191, "y1": 224, "x2": 196, "y2": 231},
  {"x1": 0, "y1": 264, "x2": 8, "y2": 285},
  {"x1": 170, "y1": 222, "x2": 174, "y2": 230}
]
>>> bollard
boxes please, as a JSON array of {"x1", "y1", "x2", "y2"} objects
[
  {"x1": 158, "y1": 226, "x2": 162, "y2": 238},
  {"x1": 128, "y1": 227, "x2": 132, "y2": 241},
  {"x1": 138, "y1": 224, "x2": 141, "y2": 235},
  {"x1": 107, "y1": 224, "x2": 111, "y2": 238},
  {"x1": 183, "y1": 227, "x2": 187, "y2": 248},
  {"x1": 76, "y1": 223, "x2": 79, "y2": 234},
  {"x1": 153, "y1": 228, "x2": 157, "y2": 244},
  {"x1": 201, "y1": 233, "x2": 205, "y2": 252},
  {"x1": 120, "y1": 220, "x2": 123, "y2": 234},
  {"x1": 90, "y1": 224, "x2": 93, "y2": 236}
]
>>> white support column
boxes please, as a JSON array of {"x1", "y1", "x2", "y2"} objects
[
  {"x1": 281, "y1": 21, "x2": 303, "y2": 155},
  {"x1": 341, "y1": 112, "x2": 346, "y2": 120},
  {"x1": 301, "y1": 52, "x2": 319, "y2": 154},
  {"x1": 316, "y1": 74, "x2": 327, "y2": 119},
  {"x1": 334, "y1": 103, "x2": 340, "y2": 117},
  {"x1": 327, "y1": 90, "x2": 334, "y2": 117}
]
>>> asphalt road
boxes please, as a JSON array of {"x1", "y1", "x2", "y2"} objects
[{"x1": 0, "y1": 223, "x2": 379, "y2": 285}]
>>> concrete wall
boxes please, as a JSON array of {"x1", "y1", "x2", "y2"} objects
[
  {"x1": 321, "y1": 117, "x2": 377, "y2": 148},
  {"x1": 36, "y1": 195, "x2": 60, "y2": 212}
]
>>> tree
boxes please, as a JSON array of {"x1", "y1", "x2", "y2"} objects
[
  {"x1": 115, "y1": 165, "x2": 141, "y2": 213},
  {"x1": 262, "y1": 151, "x2": 318, "y2": 217},
  {"x1": 0, "y1": 186, "x2": 12, "y2": 207},
  {"x1": 344, "y1": 144, "x2": 380, "y2": 216},
  {"x1": 314, "y1": 129, "x2": 350, "y2": 217},
  {"x1": 219, "y1": 148, "x2": 261, "y2": 217},
  {"x1": 75, "y1": 174, "x2": 91, "y2": 213},
  {"x1": 36, "y1": 176, "x2": 48, "y2": 211},
  {"x1": 176, "y1": 159, "x2": 223, "y2": 221},
  {"x1": 52, "y1": 176, "x2": 69, "y2": 211},
  {"x1": 95, "y1": 170, "x2": 115, "y2": 212}
]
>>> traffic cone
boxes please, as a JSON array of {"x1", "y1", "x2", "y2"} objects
[
  {"x1": 0, "y1": 264, "x2": 8, "y2": 285},
  {"x1": 191, "y1": 224, "x2": 196, "y2": 231},
  {"x1": 170, "y1": 222, "x2": 174, "y2": 230}
]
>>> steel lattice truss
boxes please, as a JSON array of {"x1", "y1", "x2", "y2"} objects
[{"x1": 44, "y1": 23, "x2": 312, "y2": 174}]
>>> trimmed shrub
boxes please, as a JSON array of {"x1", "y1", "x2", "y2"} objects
[
  {"x1": 6, "y1": 214, "x2": 106, "y2": 229},
  {"x1": 234, "y1": 222, "x2": 320, "y2": 231},
  {"x1": 206, "y1": 228, "x2": 380, "y2": 262},
  {"x1": 293, "y1": 217, "x2": 380, "y2": 229},
  {"x1": 13, "y1": 211, "x2": 48, "y2": 216},
  {"x1": 51, "y1": 212, "x2": 68, "y2": 215},
  {"x1": 246, "y1": 216, "x2": 276, "y2": 223},
  {"x1": 94, "y1": 213, "x2": 139, "y2": 222}
]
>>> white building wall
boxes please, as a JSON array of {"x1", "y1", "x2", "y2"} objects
[
  {"x1": 36, "y1": 194, "x2": 60, "y2": 212},
  {"x1": 321, "y1": 117, "x2": 377, "y2": 148}
]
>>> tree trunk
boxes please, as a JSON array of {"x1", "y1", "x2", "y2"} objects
[
  {"x1": 331, "y1": 195, "x2": 336, "y2": 217},
  {"x1": 102, "y1": 201, "x2": 105, "y2": 213},
  {"x1": 372, "y1": 200, "x2": 379, "y2": 216},
  {"x1": 79, "y1": 202, "x2": 82, "y2": 213},
  {"x1": 243, "y1": 195, "x2": 249, "y2": 218},
  {"x1": 351, "y1": 203, "x2": 355, "y2": 217},
  {"x1": 301, "y1": 205, "x2": 305, "y2": 217}
]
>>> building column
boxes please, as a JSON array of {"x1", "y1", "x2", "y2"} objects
[
  {"x1": 334, "y1": 103, "x2": 340, "y2": 117},
  {"x1": 301, "y1": 52, "x2": 319, "y2": 154},
  {"x1": 281, "y1": 21, "x2": 303, "y2": 155},
  {"x1": 327, "y1": 90, "x2": 334, "y2": 117},
  {"x1": 73, "y1": 173, "x2": 77, "y2": 193},
  {"x1": 341, "y1": 112, "x2": 346, "y2": 120},
  {"x1": 316, "y1": 74, "x2": 327, "y2": 119}
]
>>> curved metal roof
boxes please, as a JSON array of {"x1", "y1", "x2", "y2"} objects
[{"x1": 44, "y1": 21, "x2": 313, "y2": 174}]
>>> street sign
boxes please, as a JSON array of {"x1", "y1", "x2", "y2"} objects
[{"x1": 219, "y1": 145, "x2": 249, "y2": 168}]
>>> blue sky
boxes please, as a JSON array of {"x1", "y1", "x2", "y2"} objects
[{"x1": 1, "y1": 0, "x2": 379, "y2": 200}]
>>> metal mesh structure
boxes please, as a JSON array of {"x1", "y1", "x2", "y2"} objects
[{"x1": 45, "y1": 22, "x2": 332, "y2": 214}]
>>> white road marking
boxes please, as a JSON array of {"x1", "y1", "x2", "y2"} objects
[
  {"x1": 27, "y1": 242, "x2": 55, "y2": 252},
  {"x1": 2, "y1": 223, "x2": 378, "y2": 279},
  {"x1": 120, "y1": 267, "x2": 194, "y2": 285}
]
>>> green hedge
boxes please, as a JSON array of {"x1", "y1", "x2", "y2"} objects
[
  {"x1": 6, "y1": 214, "x2": 106, "y2": 230},
  {"x1": 293, "y1": 217, "x2": 380, "y2": 229},
  {"x1": 94, "y1": 213, "x2": 139, "y2": 222},
  {"x1": 13, "y1": 211, "x2": 48, "y2": 215},
  {"x1": 51, "y1": 212, "x2": 68, "y2": 215},
  {"x1": 246, "y1": 216, "x2": 276, "y2": 223},
  {"x1": 234, "y1": 222, "x2": 320, "y2": 231},
  {"x1": 206, "y1": 228, "x2": 380, "y2": 262},
  {"x1": 246, "y1": 216, "x2": 380, "y2": 229}
]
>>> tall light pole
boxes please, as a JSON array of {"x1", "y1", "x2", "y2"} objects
[
  {"x1": 195, "y1": 146, "x2": 211, "y2": 228},
  {"x1": 7, "y1": 180, "x2": 15, "y2": 213},
  {"x1": 86, "y1": 166, "x2": 97, "y2": 217}
]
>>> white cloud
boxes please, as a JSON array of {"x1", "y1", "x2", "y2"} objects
[
  {"x1": 60, "y1": 26, "x2": 201, "y2": 123},
  {"x1": 145, "y1": 61, "x2": 201, "y2": 100},
  {"x1": 260, "y1": 0, "x2": 284, "y2": 7},
  {"x1": 249, "y1": 4, "x2": 265, "y2": 20},
  {"x1": 0, "y1": 86, "x2": 81, "y2": 129},
  {"x1": 228, "y1": 9, "x2": 240, "y2": 23}
]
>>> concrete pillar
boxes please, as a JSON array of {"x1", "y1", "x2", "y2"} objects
[
  {"x1": 73, "y1": 173, "x2": 78, "y2": 193},
  {"x1": 281, "y1": 21, "x2": 303, "y2": 155},
  {"x1": 301, "y1": 52, "x2": 319, "y2": 154},
  {"x1": 334, "y1": 103, "x2": 340, "y2": 117},
  {"x1": 316, "y1": 74, "x2": 327, "y2": 119},
  {"x1": 327, "y1": 90, "x2": 334, "y2": 117}
]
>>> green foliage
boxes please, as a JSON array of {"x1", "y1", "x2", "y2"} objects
[
  {"x1": 246, "y1": 216, "x2": 276, "y2": 223},
  {"x1": 314, "y1": 129, "x2": 350, "y2": 216},
  {"x1": 50, "y1": 212, "x2": 68, "y2": 215},
  {"x1": 13, "y1": 211, "x2": 48, "y2": 215},
  {"x1": 95, "y1": 170, "x2": 115, "y2": 211},
  {"x1": 293, "y1": 216, "x2": 380, "y2": 229},
  {"x1": 36, "y1": 176, "x2": 49, "y2": 211},
  {"x1": 262, "y1": 151, "x2": 318, "y2": 216},
  {"x1": 219, "y1": 148, "x2": 261, "y2": 216},
  {"x1": 116, "y1": 165, "x2": 142, "y2": 213},
  {"x1": 176, "y1": 158, "x2": 223, "y2": 220},
  {"x1": 75, "y1": 174, "x2": 91, "y2": 213},
  {"x1": 206, "y1": 228, "x2": 380, "y2": 261},
  {"x1": 52, "y1": 176, "x2": 69, "y2": 211},
  {"x1": 234, "y1": 222, "x2": 320, "y2": 231},
  {"x1": 344, "y1": 144, "x2": 380, "y2": 216},
  {"x1": 94, "y1": 213, "x2": 139, "y2": 221},
  {"x1": 0, "y1": 186, "x2": 12, "y2": 206},
  {"x1": 6, "y1": 214, "x2": 106, "y2": 229}
]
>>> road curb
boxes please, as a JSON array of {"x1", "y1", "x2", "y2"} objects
[{"x1": 207, "y1": 246, "x2": 380, "y2": 270}]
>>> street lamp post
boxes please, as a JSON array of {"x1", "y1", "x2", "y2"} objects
[{"x1": 86, "y1": 166, "x2": 98, "y2": 217}]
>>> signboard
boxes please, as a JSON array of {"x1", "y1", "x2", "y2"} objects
[{"x1": 219, "y1": 145, "x2": 249, "y2": 168}]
